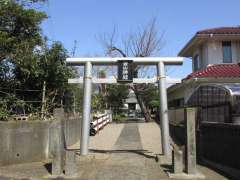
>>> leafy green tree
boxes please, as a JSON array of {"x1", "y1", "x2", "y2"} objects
[
  {"x1": 0, "y1": 93, "x2": 26, "y2": 120},
  {"x1": 0, "y1": 0, "x2": 47, "y2": 63},
  {"x1": 38, "y1": 42, "x2": 77, "y2": 111},
  {"x1": 0, "y1": 0, "x2": 47, "y2": 91},
  {"x1": 92, "y1": 94, "x2": 105, "y2": 112},
  {"x1": 0, "y1": 0, "x2": 78, "y2": 119}
]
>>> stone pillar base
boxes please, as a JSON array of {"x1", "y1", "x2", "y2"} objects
[{"x1": 167, "y1": 171, "x2": 205, "y2": 179}]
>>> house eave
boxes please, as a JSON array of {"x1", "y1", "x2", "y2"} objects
[
  {"x1": 178, "y1": 34, "x2": 240, "y2": 57},
  {"x1": 168, "y1": 77, "x2": 240, "y2": 94},
  {"x1": 183, "y1": 77, "x2": 240, "y2": 84},
  {"x1": 178, "y1": 34, "x2": 209, "y2": 57}
]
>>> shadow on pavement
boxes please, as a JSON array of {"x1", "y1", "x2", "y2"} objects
[
  {"x1": 91, "y1": 149, "x2": 158, "y2": 159},
  {"x1": 69, "y1": 148, "x2": 160, "y2": 160}
]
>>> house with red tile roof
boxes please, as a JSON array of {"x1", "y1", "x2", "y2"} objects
[
  {"x1": 168, "y1": 27, "x2": 240, "y2": 176},
  {"x1": 168, "y1": 26, "x2": 240, "y2": 107}
]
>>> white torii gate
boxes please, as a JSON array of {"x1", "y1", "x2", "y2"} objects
[{"x1": 66, "y1": 57, "x2": 183, "y2": 157}]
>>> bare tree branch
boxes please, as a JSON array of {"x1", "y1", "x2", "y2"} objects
[{"x1": 99, "y1": 18, "x2": 165, "y2": 122}]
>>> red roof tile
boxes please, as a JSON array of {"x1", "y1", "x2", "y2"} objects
[
  {"x1": 197, "y1": 27, "x2": 240, "y2": 35},
  {"x1": 184, "y1": 64, "x2": 240, "y2": 80}
]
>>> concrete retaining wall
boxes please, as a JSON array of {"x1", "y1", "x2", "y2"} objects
[{"x1": 0, "y1": 115, "x2": 81, "y2": 166}]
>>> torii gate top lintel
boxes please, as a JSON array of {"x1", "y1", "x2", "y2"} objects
[{"x1": 66, "y1": 57, "x2": 183, "y2": 66}]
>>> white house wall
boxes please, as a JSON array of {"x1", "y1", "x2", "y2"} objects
[
  {"x1": 207, "y1": 40, "x2": 240, "y2": 65},
  {"x1": 207, "y1": 41, "x2": 223, "y2": 65},
  {"x1": 201, "y1": 43, "x2": 208, "y2": 68},
  {"x1": 232, "y1": 41, "x2": 240, "y2": 62},
  {"x1": 192, "y1": 40, "x2": 240, "y2": 70},
  {"x1": 192, "y1": 44, "x2": 208, "y2": 70}
]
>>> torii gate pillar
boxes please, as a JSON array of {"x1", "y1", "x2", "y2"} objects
[
  {"x1": 81, "y1": 61, "x2": 92, "y2": 155},
  {"x1": 157, "y1": 61, "x2": 170, "y2": 157}
]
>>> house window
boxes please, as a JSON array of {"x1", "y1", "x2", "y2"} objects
[
  {"x1": 222, "y1": 41, "x2": 232, "y2": 63},
  {"x1": 193, "y1": 54, "x2": 200, "y2": 71}
]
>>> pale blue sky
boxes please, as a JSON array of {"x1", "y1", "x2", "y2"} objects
[{"x1": 41, "y1": 0, "x2": 240, "y2": 79}]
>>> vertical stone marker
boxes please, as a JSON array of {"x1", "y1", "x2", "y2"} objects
[
  {"x1": 168, "y1": 107, "x2": 205, "y2": 179},
  {"x1": 185, "y1": 107, "x2": 197, "y2": 174},
  {"x1": 52, "y1": 108, "x2": 65, "y2": 176}
]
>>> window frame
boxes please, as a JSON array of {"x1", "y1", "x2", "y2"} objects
[
  {"x1": 193, "y1": 54, "x2": 200, "y2": 71},
  {"x1": 222, "y1": 41, "x2": 232, "y2": 63}
]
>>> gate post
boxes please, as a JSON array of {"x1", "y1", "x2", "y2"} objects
[
  {"x1": 80, "y1": 61, "x2": 92, "y2": 155},
  {"x1": 157, "y1": 61, "x2": 171, "y2": 157},
  {"x1": 185, "y1": 107, "x2": 197, "y2": 174}
]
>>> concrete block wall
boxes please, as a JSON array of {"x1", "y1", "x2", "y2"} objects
[{"x1": 0, "y1": 115, "x2": 81, "y2": 166}]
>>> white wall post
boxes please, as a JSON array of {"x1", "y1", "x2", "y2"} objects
[
  {"x1": 80, "y1": 61, "x2": 92, "y2": 155},
  {"x1": 157, "y1": 61, "x2": 171, "y2": 157}
]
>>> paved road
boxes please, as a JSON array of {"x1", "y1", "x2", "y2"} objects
[{"x1": 96, "y1": 123, "x2": 148, "y2": 180}]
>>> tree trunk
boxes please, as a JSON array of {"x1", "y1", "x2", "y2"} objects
[{"x1": 133, "y1": 85, "x2": 152, "y2": 122}]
